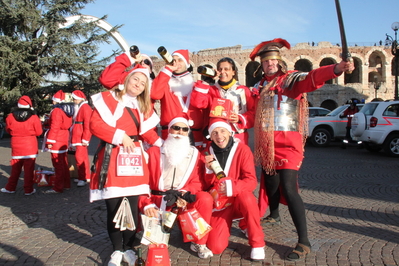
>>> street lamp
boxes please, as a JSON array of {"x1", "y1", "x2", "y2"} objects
[{"x1": 386, "y1": 22, "x2": 399, "y2": 100}]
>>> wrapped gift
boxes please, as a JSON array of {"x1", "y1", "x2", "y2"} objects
[
  {"x1": 210, "y1": 98, "x2": 232, "y2": 119},
  {"x1": 146, "y1": 244, "x2": 171, "y2": 266},
  {"x1": 34, "y1": 170, "x2": 55, "y2": 187}
]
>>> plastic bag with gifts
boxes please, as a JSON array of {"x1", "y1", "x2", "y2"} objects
[
  {"x1": 146, "y1": 244, "x2": 171, "y2": 266},
  {"x1": 209, "y1": 178, "x2": 235, "y2": 210},
  {"x1": 178, "y1": 207, "x2": 212, "y2": 242}
]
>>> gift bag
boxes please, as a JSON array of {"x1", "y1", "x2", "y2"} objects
[
  {"x1": 33, "y1": 170, "x2": 55, "y2": 187},
  {"x1": 178, "y1": 208, "x2": 212, "y2": 242},
  {"x1": 209, "y1": 178, "x2": 235, "y2": 210},
  {"x1": 146, "y1": 244, "x2": 171, "y2": 266}
]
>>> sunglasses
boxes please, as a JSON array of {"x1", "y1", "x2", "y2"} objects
[
  {"x1": 171, "y1": 125, "x2": 189, "y2": 132},
  {"x1": 143, "y1": 59, "x2": 152, "y2": 66}
]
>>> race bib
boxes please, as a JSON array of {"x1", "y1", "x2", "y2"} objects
[{"x1": 117, "y1": 146, "x2": 144, "y2": 176}]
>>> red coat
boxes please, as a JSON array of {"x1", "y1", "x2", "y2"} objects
[
  {"x1": 151, "y1": 67, "x2": 205, "y2": 134},
  {"x1": 71, "y1": 102, "x2": 92, "y2": 146},
  {"x1": 46, "y1": 107, "x2": 73, "y2": 153},
  {"x1": 191, "y1": 80, "x2": 256, "y2": 140},
  {"x1": 201, "y1": 140, "x2": 257, "y2": 196},
  {"x1": 138, "y1": 146, "x2": 204, "y2": 212},
  {"x1": 89, "y1": 91, "x2": 161, "y2": 202},
  {"x1": 98, "y1": 52, "x2": 134, "y2": 89},
  {"x1": 6, "y1": 109, "x2": 42, "y2": 158}
]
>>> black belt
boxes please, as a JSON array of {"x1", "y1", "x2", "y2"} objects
[
  {"x1": 151, "y1": 190, "x2": 166, "y2": 196},
  {"x1": 74, "y1": 121, "x2": 84, "y2": 124}
]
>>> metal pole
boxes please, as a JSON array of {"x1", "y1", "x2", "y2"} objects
[{"x1": 395, "y1": 29, "x2": 399, "y2": 100}]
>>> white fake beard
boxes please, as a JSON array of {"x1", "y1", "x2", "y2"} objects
[{"x1": 163, "y1": 134, "x2": 191, "y2": 167}]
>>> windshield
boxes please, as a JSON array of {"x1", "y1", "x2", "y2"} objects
[{"x1": 327, "y1": 105, "x2": 347, "y2": 116}]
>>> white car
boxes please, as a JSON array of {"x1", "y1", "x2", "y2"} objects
[
  {"x1": 351, "y1": 100, "x2": 399, "y2": 157},
  {"x1": 307, "y1": 104, "x2": 364, "y2": 147},
  {"x1": 308, "y1": 107, "x2": 331, "y2": 117}
]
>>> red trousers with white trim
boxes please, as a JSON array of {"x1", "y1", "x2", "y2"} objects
[
  {"x1": 75, "y1": 146, "x2": 90, "y2": 181},
  {"x1": 206, "y1": 190, "x2": 265, "y2": 254},
  {"x1": 51, "y1": 152, "x2": 70, "y2": 192},
  {"x1": 5, "y1": 158, "x2": 36, "y2": 193}
]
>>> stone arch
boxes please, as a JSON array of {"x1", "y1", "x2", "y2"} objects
[
  {"x1": 320, "y1": 57, "x2": 336, "y2": 84},
  {"x1": 365, "y1": 48, "x2": 390, "y2": 83},
  {"x1": 294, "y1": 58, "x2": 313, "y2": 72},
  {"x1": 320, "y1": 99, "x2": 338, "y2": 110},
  {"x1": 346, "y1": 56, "x2": 362, "y2": 84}
]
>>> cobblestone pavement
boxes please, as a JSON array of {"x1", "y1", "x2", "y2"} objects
[{"x1": 0, "y1": 136, "x2": 398, "y2": 266}]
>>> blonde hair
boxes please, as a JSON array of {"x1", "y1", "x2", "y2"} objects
[{"x1": 114, "y1": 72, "x2": 152, "y2": 118}]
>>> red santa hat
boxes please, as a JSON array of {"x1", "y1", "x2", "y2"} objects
[
  {"x1": 52, "y1": 90, "x2": 65, "y2": 103},
  {"x1": 249, "y1": 38, "x2": 291, "y2": 61},
  {"x1": 208, "y1": 118, "x2": 233, "y2": 135},
  {"x1": 71, "y1": 90, "x2": 86, "y2": 100},
  {"x1": 168, "y1": 116, "x2": 190, "y2": 130},
  {"x1": 172, "y1": 49, "x2": 190, "y2": 68},
  {"x1": 17, "y1": 95, "x2": 32, "y2": 109},
  {"x1": 118, "y1": 64, "x2": 151, "y2": 91}
]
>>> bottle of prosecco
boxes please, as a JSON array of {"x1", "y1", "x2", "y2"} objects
[
  {"x1": 197, "y1": 65, "x2": 216, "y2": 78},
  {"x1": 157, "y1": 46, "x2": 174, "y2": 64},
  {"x1": 205, "y1": 152, "x2": 226, "y2": 179}
]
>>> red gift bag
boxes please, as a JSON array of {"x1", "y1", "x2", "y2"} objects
[
  {"x1": 33, "y1": 170, "x2": 55, "y2": 187},
  {"x1": 178, "y1": 208, "x2": 212, "y2": 242},
  {"x1": 146, "y1": 244, "x2": 171, "y2": 266}
]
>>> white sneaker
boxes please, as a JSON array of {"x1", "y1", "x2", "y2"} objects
[
  {"x1": 108, "y1": 250, "x2": 123, "y2": 266},
  {"x1": 250, "y1": 246, "x2": 265, "y2": 261},
  {"x1": 1, "y1": 188, "x2": 15, "y2": 193},
  {"x1": 73, "y1": 179, "x2": 79, "y2": 183},
  {"x1": 77, "y1": 180, "x2": 86, "y2": 187},
  {"x1": 190, "y1": 243, "x2": 213, "y2": 259},
  {"x1": 122, "y1": 249, "x2": 136, "y2": 265},
  {"x1": 25, "y1": 189, "x2": 36, "y2": 196}
]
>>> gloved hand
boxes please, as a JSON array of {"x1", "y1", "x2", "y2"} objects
[
  {"x1": 164, "y1": 190, "x2": 182, "y2": 206},
  {"x1": 181, "y1": 191, "x2": 196, "y2": 203}
]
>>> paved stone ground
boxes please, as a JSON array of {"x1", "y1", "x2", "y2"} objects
[{"x1": 0, "y1": 135, "x2": 398, "y2": 266}]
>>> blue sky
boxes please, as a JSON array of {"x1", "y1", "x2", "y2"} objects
[{"x1": 82, "y1": 0, "x2": 399, "y2": 58}]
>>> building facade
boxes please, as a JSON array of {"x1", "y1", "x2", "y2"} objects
[{"x1": 151, "y1": 42, "x2": 397, "y2": 110}]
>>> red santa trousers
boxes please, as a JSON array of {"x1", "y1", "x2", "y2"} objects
[
  {"x1": 206, "y1": 190, "x2": 265, "y2": 254},
  {"x1": 51, "y1": 152, "x2": 71, "y2": 192},
  {"x1": 5, "y1": 158, "x2": 35, "y2": 193},
  {"x1": 75, "y1": 146, "x2": 90, "y2": 181}
]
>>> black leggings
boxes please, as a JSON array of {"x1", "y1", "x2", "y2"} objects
[
  {"x1": 105, "y1": 196, "x2": 139, "y2": 251},
  {"x1": 264, "y1": 169, "x2": 310, "y2": 246}
]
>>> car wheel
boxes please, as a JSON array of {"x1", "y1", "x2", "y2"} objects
[
  {"x1": 351, "y1": 113, "x2": 366, "y2": 137},
  {"x1": 363, "y1": 142, "x2": 382, "y2": 153},
  {"x1": 310, "y1": 128, "x2": 331, "y2": 147},
  {"x1": 383, "y1": 134, "x2": 399, "y2": 157}
]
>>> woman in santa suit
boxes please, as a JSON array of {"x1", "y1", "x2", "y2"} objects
[
  {"x1": 191, "y1": 57, "x2": 256, "y2": 145},
  {"x1": 90, "y1": 65, "x2": 162, "y2": 266},
  {"x1": 1, "y1": 96, "x2": 42, "y2": 195}
]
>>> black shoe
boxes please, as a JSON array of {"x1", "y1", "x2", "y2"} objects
[{"x1": 261, "y1": 216, "x2": 281, "y2": 226}]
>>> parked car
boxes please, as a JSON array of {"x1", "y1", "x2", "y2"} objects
[
  {"x1": 308, "y1": 107, "x2": 330, "y2": 117},
  {"x1": 351, "y1": 100, "x2": 399, "y2": 157},
  {"x1": 307, "y1": 104, "x2": 364, "y2": 147}
]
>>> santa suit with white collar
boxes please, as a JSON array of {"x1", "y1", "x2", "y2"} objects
[
  {"x1": 151, "y1": 50, "x2": 206, "y2": 148},
  {"x1": 70, "y1": 90, "x2": 93, "y2": 182}
]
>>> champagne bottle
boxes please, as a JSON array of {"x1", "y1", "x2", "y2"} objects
[
  {"x1": 134, "y1": 247, "x2": 145, "y2": 266},
  {"x1": 157, "y1": 46, "x2": 174, "y2": 64},
  {"x1": 205, "y1": 152, "x2": 226, "y2": 179},
  {"x1": 197, "y1": 65, "x2": 216, "y2": 78},
  {"x1": 162, "y1": 206, "x2": 179, "y2": 233}
]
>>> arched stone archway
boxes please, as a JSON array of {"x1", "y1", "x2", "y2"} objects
[
  {"x1": 320, "y1": 99, "x2": 338, "y2": 110},
  {"x1": 294, "y1": 59, "x2": 313, "y2": 72}
]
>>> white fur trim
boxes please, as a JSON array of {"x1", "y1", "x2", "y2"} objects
[
  {"x1": 153, "y1": 138, "x2": 163, "y2": 147},
  {"x1": 161, "y1": 67, "x2": 173, "y2": 76},
  {"x1": 194, "y1": 87, "x2": 209, "y2": 94},
  {"x1": 173, "y1": 52, "x2": 189, "y2": 68},
  {"x1": 141, "y1": 111, "x2": 160, "y2": 134},
  {"x1": 168, "y1": 117, "x2": 189, "y2": 130},
  {"x1": 12, "y1": 154, "x2": 37, "y2": 159},
  {"x1": 90, "y1": 184, "x2": 150, "y2": 202},
  {"x1": 18, "y1": 104, "x2": 30, "y2": 108},
  {"x1": 209, "y1": 121, "x2": 232, "y2": 135},
  {"x1": 225, "y1": 179, "x2": 233, "y2": 197},
  {"x1": 112, "y1": 128, "x2": 125, "y2": 146},
  {"x1": 91, "y1": 92, "x2": 124, "y2": 127}
]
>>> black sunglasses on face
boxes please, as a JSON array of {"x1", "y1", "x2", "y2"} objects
[
  {"x1": 143, "y1": 59, "x2": 152, "y2": 66},
  {"x1": 171, "y1": 125, "x2": 189, "y2": 132}
]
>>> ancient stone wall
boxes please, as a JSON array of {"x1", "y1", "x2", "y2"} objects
[{"x1": 151, "y1": 42, "x2": 396, "y2": 109}]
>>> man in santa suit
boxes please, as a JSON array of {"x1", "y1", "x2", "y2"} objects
[
  {"x1": 250, "y1": 38, "x2": 354, "y2": 261},
  {"x1": 202, "y1": 119, "x2": 265, "y2": 261},
  {"x1": 1, "y1": 96, "x2": 42, "y2": 195},
  {"x1": 44, "y1": 90, "x2": 74, "y2": 194},
  {"x1": 151, "y1": 49, "x2": 206, "y2": 149},
  {"x1": 70, "y1": 90, "x2": 92, "y2": 187},
  {"x1": 139, "y1": 117, "x2": 214, "y2": 259}
]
